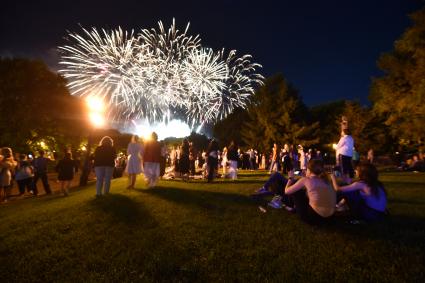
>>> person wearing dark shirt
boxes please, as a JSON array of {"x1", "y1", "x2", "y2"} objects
[
  {"x1": 56, "y1": 152, "x2": 78, "y2": 196},
  {"x1": 94, "y1": 136, "x2": 117, "y2": 196},
  {"x1": 33, "y1": 150, "x2": 52, "y2": 195},
  {"x1": 143, "y1": 132, "x2": 162, "y2": 187}
]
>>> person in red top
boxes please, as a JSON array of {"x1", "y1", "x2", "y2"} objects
[{"x1": 143, "y1": 132, "x2": 161, "y2": 187}]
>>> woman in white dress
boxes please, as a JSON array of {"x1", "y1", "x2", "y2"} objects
[
  {"x1": 126, "y1": 135, "x2": 144, "y2": 190},
  {"x1": 221, "y1": 147, "x2": 228, "y2": 177}
]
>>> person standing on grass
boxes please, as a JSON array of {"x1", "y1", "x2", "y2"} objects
[
  {"x1": 93, "y1": 136, "x2": 117, "y2": 196},
  {"x1": 206, "y1": 139, "x2": 219, "y2": 182},
  {"x1": 0, "y1": 147, "x2": 17, "y2": 202},
  {"x1": 336, "y1": 128, "x2": 355, "y2": 180},
  {"x1": 179, "y1": 139, "x2": 190, "y2": 180},
  {"x1": 284, "y1": 159, "x2": 336, "y2": 224},
  {"x1": 331, "y1": 163, "x2": 387, "y2": 222},
  {"x1": 270, "y1": 143, "x2": 280, "y2": 173},
  {"x1": 227, "y1": 141, "x2": 239, "y2": 180},
  {"x1": 15, "y1": 154, "x2": 35, "y2": 196},
  {"x1": 125, "y1": 135, "x2": 144, "y2": 190},
  {"x1": 33, "y1": 150, "x2": 52, "y2": 195},
  {"x1": 55, "y1": 152, "x2": 78, "y2": 196},
  {"x1": 143, "y1": 132, "x2": 162, "y2": 187}
]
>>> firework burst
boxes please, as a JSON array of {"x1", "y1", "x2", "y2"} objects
[{"x1": 59, "y1": 20, "x2": 264, "y2": 126}]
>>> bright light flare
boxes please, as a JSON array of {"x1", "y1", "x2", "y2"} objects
[
  {"x1": 86, "y1": 96, "x2": 105, "y2": 112},
  {"x1": 89, "y1": 112, "x2": 105, "y2": 127}
]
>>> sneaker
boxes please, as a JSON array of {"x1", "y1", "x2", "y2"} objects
[
  {"x1": 285, "y1": 206, "x2": 295, "y2": 212},
  {"x1": 268, "y1": 196, "x2": 283, "y2": 209},
  {"x1": 252, "y1": 187, "x2": 273, "y2": 196}
]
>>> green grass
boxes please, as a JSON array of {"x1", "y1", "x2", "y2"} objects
[{"x1": 0, "y1": 171, "x2": 424, "y2": 282}]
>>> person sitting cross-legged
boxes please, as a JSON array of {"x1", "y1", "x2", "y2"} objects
[
  {"x1": 331, "y1": 163, "x2": 387, "y2": 222},
  {"x1": 284, "y1": 159, "x2": 336, "y2": 224}
]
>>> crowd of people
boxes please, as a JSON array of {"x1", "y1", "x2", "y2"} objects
[{"x1": 1, "y1": 127, "x2": 423, "y2": 227}]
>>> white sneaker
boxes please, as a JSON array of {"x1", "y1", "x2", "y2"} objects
[{"x1": 268, "y1": 196, "x2": 283, "y2": 209}]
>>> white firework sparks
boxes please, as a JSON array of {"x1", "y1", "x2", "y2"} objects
[{"x1": 59, "y1": 20, "x2": 264, "y2": 127}]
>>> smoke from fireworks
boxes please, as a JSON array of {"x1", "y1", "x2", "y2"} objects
[{"x1": 59, "y1": 19, "x2": 264, "y2": 126}]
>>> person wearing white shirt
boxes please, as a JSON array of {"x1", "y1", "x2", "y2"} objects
[{"x1": 336, "y1": 128, "x2": 354, "y2": 179}]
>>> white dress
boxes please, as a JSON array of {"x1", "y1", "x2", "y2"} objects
[{"x1": 126, "y1": 142, "x2": 144, "y2": 174}]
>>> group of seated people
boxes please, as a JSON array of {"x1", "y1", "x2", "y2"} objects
[{"x1": 253, "y1": 159, "x2": 387, "y2": 225}]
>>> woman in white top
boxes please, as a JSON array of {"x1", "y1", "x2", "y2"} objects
[
  {"x1": 126, "y1": 135, "x2": 144, "y2": 190},
  {"x1": 336, "y1": 128, "x2": 354, "y2": 179},
  {"x1": 285, "y1": 159, "x2": 336, "y2": 224},
  {"x1": 331, "y1": 163, "x2": 387, "y2": 222}
]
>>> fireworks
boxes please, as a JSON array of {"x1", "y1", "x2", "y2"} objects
[{"x1": 59, "y1": 19, "x2": 264, "y2": 126}]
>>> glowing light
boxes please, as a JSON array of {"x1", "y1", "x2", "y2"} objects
[
  {"x1": 59, "y1": 20, "x2": 264, "y2": 125},
  {"x1": 89, "y1": 112, "x2": 105, "y2": 127},
  {"x1": 332, "y1": 143, "x2": 338, "y2": 150},
  {"x1": 86, "y1": 96, "x2": 105, "y2": 112},
  {"x1": 134, "y1": 119, "x2": 191, "y2": 140}
]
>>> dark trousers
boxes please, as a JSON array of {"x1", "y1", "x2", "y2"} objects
[
  {"x1": 34, "y1": 172, "x2": 51, "y2": 194},
  {"x1": 17, "y1": 178, "x2": 35, "y2": 194},
  {"x1": 338, "y1": 191, "x2": 385, "y2": 222},
  {"x1": 264, "y1": 172, "x2": 287, "y2": 195},
  {"x1": 189, "y1": 159, "x2": 196, "y2": 175},
  {"x1": 207, "y1": 158, "x2": 218, "y2": 182},
  {"x1": 289, "y1": 190, "x2": 333, "y2": 225}
]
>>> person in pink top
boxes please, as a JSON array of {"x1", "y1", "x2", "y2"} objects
[{"x1": 285, "y1": 159, "x2": 336, "y2": 224}]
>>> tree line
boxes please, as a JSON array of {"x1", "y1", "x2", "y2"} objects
[{"x1": 1, "y1": 7, "x2": 424, "y2": 156}]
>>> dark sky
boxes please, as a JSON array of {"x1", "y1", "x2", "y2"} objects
[{"x1": 1, "y1": 0, "x2": 423, "y2": 106}]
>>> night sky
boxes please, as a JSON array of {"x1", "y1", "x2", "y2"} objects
[{"x1": 1, "y1": 0, "x2": 423, "y2": 106}]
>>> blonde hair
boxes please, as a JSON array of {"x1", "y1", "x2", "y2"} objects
[
  {"x1": 1, "y1": 147, "x2": 13, "y2": 158},
  {"x1": 99, "y1": 136, "x2": 113, "y2": 147}
]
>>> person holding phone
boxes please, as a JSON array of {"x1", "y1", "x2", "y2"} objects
[{"x1": 284, "y1": 159, "x2": 336, "y2": 224}]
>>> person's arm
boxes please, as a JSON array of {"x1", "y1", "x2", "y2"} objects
[
  {"x1": 331, "y1": 174, "x2": 363, "y2": 192},
  {"x1": 285, "y1": 177, "x2": 307, "y2": 195}
]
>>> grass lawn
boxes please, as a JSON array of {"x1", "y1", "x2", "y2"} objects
[{"x1": 0, "y1": 170, "x2": 424, "y2": 282}]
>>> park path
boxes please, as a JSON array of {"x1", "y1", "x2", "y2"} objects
[{"x1": 5, "y1": 171, "x2": 96, "y2": 203}]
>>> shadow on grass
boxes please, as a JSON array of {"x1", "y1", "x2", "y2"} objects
[
  {"x1": 139, "y1": 187, "x2": 256, "y2": 211},
  {"x1": 88, "y1": 194, "x2": 157, "y2": 227},
  {"x1": 319, "y1": 213, "x2": 425, "y2": 249}
]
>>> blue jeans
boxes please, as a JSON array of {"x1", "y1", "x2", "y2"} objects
[
  {"x1": 339, "y1": 191, "x2": 385, "y2": 222},
  {"x1": 95, "y1": 166, "x2": 114, "y2": 195},
  {"x1": 264, "y1": 172, "x2": 287, "y2": 195}
]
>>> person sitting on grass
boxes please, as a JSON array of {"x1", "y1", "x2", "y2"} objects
[
  {"x1": 284, "y1": 159, "x2": 336, "y2": 224},
  {"x1": 331, "y1": 163, "x2": 387, "y2": 222},
  {"x1": 252, "y1": 171, "x2": 289, "y2": 209}
]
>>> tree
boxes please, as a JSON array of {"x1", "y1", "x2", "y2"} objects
[
  {"x1": 0, "y1": 58, "x2": 87, "y2": 152},
  {"x1": 213, "y1": 108, "x2": 249, "y2": 148},
  {"x1": 241, "y1": 74, "x2": 319, "y2": 153},
  {"x1": 370, "y1": 7, "x2": 425, "y2": 144}
]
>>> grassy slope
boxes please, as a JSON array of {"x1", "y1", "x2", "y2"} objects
[{"x1": 0, "y1": 171, "x2": 424, "y2": 282}]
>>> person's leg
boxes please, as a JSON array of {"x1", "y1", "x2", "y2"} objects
[
  {"x1": 129, "y1": 174, "x2": 136, "y2": 189},
  {"x1": 65, "y1": 181, "x2": 71, "y2": 195},
  {"x1": 264, "y1": 172, "x2": 286, "y2": 191},
  {"x1": 340, "y1": 190, "x2": 363, "y2": 219},
  {"x1": 41, "y1": 173, "x2": 51, "y2": 194},
  {"x1": 17, "y1": 180, "x2": 26, "y2": 195},
  {"x1": 94, "y1": 167, "x2": 105, "y2": 196},
  {"x1": 103, "y1": 167, "x2": 114, "y2": 194},
  {"x1": 60, "y1": 181, "x2": 65, "y2": 195},
  {"x1": 290, "y1": 190, "x2": 310, "y2": 220},
  {"x1": 151, "y1": 163, "x2": 160, "y2": 187}
]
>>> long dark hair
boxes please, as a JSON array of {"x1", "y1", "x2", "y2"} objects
[
  {"x1": 307, "y1": 159, "x2": 329, "y2": 183},
  {"x1": 357, "y1": 163, "x2": 385, "y2": 196}
]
